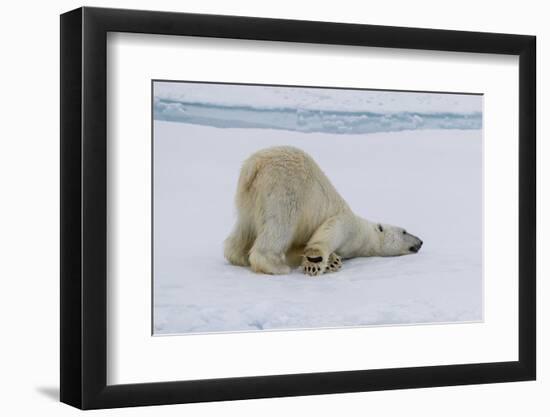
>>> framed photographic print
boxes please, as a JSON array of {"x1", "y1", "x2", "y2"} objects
[{"x1": 60, "y1": 6, "x2": 536, "y2": 409}]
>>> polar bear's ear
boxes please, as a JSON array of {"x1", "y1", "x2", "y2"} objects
[{"x1": 378, "y1": 224, "x2": 384, "y2": 232}]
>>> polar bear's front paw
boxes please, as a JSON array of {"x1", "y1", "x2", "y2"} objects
[
  {"x1": 326, "y1": 253, "x2": 342, "y2": 273},
  {"x1": 301, "y1": 249, "x2": 328, "y2": 276}
]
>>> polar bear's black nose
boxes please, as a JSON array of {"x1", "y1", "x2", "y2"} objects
[{"x1": 409, "y1": 241, "x2": 422, "y2": 253}]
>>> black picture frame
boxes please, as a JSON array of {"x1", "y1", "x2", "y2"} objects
[{"x1": 60, "y1": 6, "x2": 536, "y2": 410}]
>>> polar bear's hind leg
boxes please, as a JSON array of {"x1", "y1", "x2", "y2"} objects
[
  {"x1": 248, "y1": 196, "x2": 296, "y2": 275},
  {"x1": 224, "y1": 218, "x2": 254, "y2": 266},
  {"x1": 249, "y1": 222, "x2": 293, "y2": 274}
]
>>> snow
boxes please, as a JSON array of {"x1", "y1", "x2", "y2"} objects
[{"x1": 153, "y1": 121, "x2": 482, "y2": 335}]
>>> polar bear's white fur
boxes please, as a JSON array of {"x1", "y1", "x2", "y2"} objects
[{"x1": 224, "y1": 146, "x2": 423, "y2": 276}]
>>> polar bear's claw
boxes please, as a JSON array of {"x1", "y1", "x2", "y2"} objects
[{"x1": 302, "y1": 262, "x2": 324, "y2": 276}]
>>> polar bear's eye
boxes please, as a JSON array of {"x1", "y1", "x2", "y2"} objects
[
  {"x1": 403, "y1": 230, "x2": 407, "y2": 234},
  {"x1": 378, "y1": 224, "x2": 383, "y2": 232}
]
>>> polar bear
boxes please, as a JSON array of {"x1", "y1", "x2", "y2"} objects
[{"x1": 224, "y1": 146, "x2": 422, "y2": 276}]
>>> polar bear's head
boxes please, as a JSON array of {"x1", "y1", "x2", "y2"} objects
[{"x1": 376, "y1": 223, "x2": 423, "y2": 256}]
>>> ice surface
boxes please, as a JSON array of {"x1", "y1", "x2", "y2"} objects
[
  {"x1": 153, "y1": 82, "x2": 483, "y2": 135},
  {"x1": 154, "y1": 81, "x2": 482, "y2": 113},
  {"x1": 153, "y1": 121, "x2": 482, "y2": 335}
]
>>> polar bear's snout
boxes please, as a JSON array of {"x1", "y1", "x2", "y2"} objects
[
  {"x1": 408, "y1": 234, "x2": 423, "y2": 253},
  {"x1": 377, "y1": 224, "x2": 423, "y2": 256},
  {"x1": 409, "y1": 240, "x2": 423, "y2": 253}
]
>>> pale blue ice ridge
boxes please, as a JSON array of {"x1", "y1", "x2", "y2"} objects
[{"x1": 153, "y1": 98, "x2": 482, "y2": 134}]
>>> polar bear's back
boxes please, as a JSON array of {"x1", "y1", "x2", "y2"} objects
[{"x1": 235, "y1": 146, "x2": 350, "y2": 244}]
